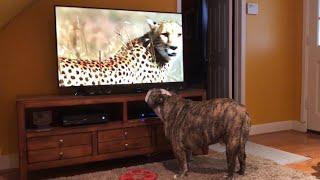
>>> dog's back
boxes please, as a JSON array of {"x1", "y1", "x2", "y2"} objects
[
  {"x1": 176, "y1": 97, "x2": 250, "y2": 178},
  {"x1": 161, "y1": 96, "x2": 250, "y2": 153}
]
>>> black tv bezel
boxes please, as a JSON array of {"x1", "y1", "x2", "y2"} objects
[{"x1": 53, "y1": 5, "x2": 185, "y2": 95}]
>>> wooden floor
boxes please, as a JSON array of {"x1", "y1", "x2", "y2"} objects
[
  {"x1": 2, "y1": 130, "x2": 320, "y2": 179},
  {"x1": 250, "y1": 130, "x2": 320, "y2": 178}
]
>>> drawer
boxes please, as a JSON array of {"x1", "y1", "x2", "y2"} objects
[
  {"x1": 124, "y1": 126, "x2": 151, "y2": 139},
  {"x1": 98, "y1": 137, "x2": 151, "y2": 154},
  {"x1": 98, "y1": 129, "x2": 124, "y2": 142},
  {"x1": 28, "y1": 133, "x2": 91, "y2": 151},
  {"x1": 28, "y1": 145, "x2": 92, "y2": 163},
  {"x1": 98, "y1": 126, "x2": 151, "y2": 143},
  {"x1": 98, "y1": 140, "x2": 125, "y2": 154},
  {"x1": 125, "y1": 137, "x2": 151, "y2": 150}
]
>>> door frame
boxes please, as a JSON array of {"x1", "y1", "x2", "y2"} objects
[
  {"x1": 233, "y1": 0, "x2": 246, "y2": 104},
  {"x1": 301, "y1": 0, "x2": 311, "y2": 131},
  {"x1": 229, "y1": 0, "x2": 234, "y2": 99},
  {"x1": 177, "y1": 0, "x2": 182, "y2": 13}
]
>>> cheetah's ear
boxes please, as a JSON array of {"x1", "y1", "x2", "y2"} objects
[{"x1": 146, "y1": 19, "x2": 159, "y2": 30}]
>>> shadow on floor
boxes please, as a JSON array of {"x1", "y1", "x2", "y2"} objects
[
  {"x1": 162, "y1": 155, "x2": 227, "y2": 175},
  {"x1": 311, "y1": 162, "x2": 320, "y2": 178}
]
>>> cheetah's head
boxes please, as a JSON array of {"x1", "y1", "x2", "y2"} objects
[{"x1": 147, "y1": 19, "x2": 183, "y2": 63}]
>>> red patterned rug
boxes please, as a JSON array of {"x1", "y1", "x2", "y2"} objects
[{"x1": 119, "y1": 168, "x2": 157, "y2": 180}]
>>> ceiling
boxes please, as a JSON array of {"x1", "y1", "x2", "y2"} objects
[{"x1": 0, "y1": 0, "x2": 36, "y2": 30}]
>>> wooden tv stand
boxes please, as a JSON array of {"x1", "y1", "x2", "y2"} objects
[{"x1": 16, "y1": 89, "x2": 206, "y2": 179}]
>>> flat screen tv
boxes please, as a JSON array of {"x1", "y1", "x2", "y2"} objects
[{"x1": 55, "y1": 6, "x2": 183, "y2": 92}]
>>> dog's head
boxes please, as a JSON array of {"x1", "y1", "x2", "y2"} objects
[
  {"x1": 145, "y1": 88, "x2": 172, "y2": 109},
  {"x1": 145, "y1": 89, "x2": 173, "y2": 121}
]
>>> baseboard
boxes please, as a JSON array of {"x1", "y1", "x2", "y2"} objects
[
  {"x1": 292, "y1": 121, "x2": 307, "y2": 132},
  {"x1": 0, "y1": 154, "x2": 18, "y2": 171},
  {"x1": 250, "y1": 120, "x2": 307, "y2": 135}
]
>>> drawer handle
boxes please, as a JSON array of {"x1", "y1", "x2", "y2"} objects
[
  {"x1": 125, "y1": 143, "x2": 128, "y2": 147},
  {"x1": 59, "y1": 139, "x2": 64, "y2": 143},
  {"x1": 124, "y1": 132, "x2": 128, "y2": 136},
  {"x1": 59, "y1": 152, "x2": 64, "y2": 159}
]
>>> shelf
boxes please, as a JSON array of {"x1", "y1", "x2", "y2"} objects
[
  {"x1": 17, "y1": 89, "x2": 206, "y2": 108},
  {"x1": 26, "y1": 118, "x2": 162, "y2": 138}
]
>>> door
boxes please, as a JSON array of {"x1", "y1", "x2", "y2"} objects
[
  {"x1": 182, "y1": 0, "x2": 232, "y2": 99},
  {"x1": 207, "y1": 0, "x2": 231, "y2": 99},
  {"x1": 182, "y1": 0, "x2": 207, "y2": 88},
  {"x1": 307, "y1": 0, "x2": 320, "y2": 131}
]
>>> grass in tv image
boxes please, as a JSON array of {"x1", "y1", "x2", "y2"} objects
[{"x1": 56, "y1": 7, "x2": 183, "y2": 87}]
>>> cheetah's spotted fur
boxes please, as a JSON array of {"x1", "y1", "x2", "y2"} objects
[{"x1": 58, "y1": 20, "x2": 182, "y2": 87}]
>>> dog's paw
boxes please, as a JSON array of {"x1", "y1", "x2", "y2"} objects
[
  {"x1": 236, "y1": 169, "x2": 245, "y2": 175},
  {"x1": 223, "y1": 174, "x2": 235, "y2": 180},
  {"x1": 187, "y1": 158, "x2": 193, "y2": 163},
  {"x1": 187, "y1": 162, "x2": 191, "y2": 169},
  {"x1": 173, "y1": 172, "x2": 188, "y2": 179},
  {"x1": 173, "y1": 174, "x2": 184, "y2": 179},
  {"x1": 174, "y1": 174, "x2": 183, "y2": 179}
]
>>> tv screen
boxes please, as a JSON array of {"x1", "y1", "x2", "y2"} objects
[{"x1": 55, "y1": 6, "x2": 183, "y2": 87}]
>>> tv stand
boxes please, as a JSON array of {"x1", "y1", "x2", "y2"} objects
[
  {"x1": 134, "y1": 87, "x2": 145, "y2": 93},
  {"x1": 73, "y1": 87, "x2": 113, "y2": 96},
  {"x1": 17, "y1": 89, "x2": 206, "y2": 180}
]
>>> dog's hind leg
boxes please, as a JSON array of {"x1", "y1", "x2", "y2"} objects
[
  {"x1": 237, "y1": 113, "x2": 250, "y2": 175},
  {"x1": 237, "y1": 125, "x2": 249, "y2": 175},
  {"x1": 237, "y1": 142, "x2": 246, "y2": 175},
  {"x1": 172, "y1": 147, "x2": 188, "y2": 178},
  {"x1": 187, "y1": 150, "x2": 193, "y2": 162},
  {"x1": 186, "y1": 150, "x2": 193, "y2": 170},
  {"x1": 226, "y1": 140, "x2": 239, "y2": 180}
]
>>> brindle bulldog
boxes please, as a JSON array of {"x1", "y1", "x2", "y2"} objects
[{"x1": 145, "y1": 89, "x2": 251, "y2": 179}]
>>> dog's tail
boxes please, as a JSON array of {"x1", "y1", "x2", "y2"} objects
[{"x1": 239, "y1": 111, "x2": 251, "y2": 150}]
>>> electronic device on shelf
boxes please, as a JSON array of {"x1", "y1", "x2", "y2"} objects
[
  {"x1": 32, "y1": 111, "x2": 53, "y2": 130},
  {"x1": 138, "y1": 112, "x2": 158, "y2": 119},
  {"x1": 61, "y1": 112, "x2": 109, "y2": 126}
]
